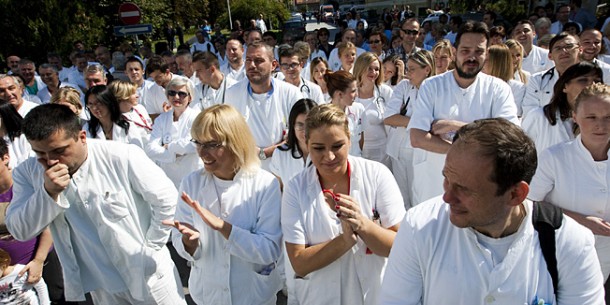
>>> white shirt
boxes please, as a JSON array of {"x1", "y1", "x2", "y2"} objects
[
  {"x1": 355, "y1": 84, "x2": 393, "y2": 153},
  {"x1": 172, "y1": 168, "x2": 282, "y2": 305},
  {"x1": 384, "y1": 79, "x2": 418, "y2": 159},
  {"x1": 58, "y1": 68, "x2": 71, "y2": 83},
  {"x1": 6, "y1": 134, "x2": 32, "y2": 170},
  {"x1": 224, "y1": 78, "x2": 303, "y2": 160},
  {"x1": 6, "y1": 140, "x2": 179, "y2": 301},
  {"x1": 522, "y1": 107, "x2": 574, "y2": 155},
  {"x1": 379, "y1": 198, "x2": 604, "y2": 305},
  {"x1": 17, "y1": 100, "x2": 39, "y2": 118},
  {"x1": 0, "y1": 264, "x2": 50, "y2": 305},
  {"x1": 145, "y1": 107, "x2": 202, "y2": 188},
  {"x1": 281, "y1": 156, "x2": 406, "y2": 305},
  {"x1": 122, "y1": 104, "x2": 153, "y2": 132},
  {"x1": 83, "y1": 121, "x2": 150, "y2": 149},
  {"x1": 345, "y1": 103, "x2": 365, "y2": 157},
  {"x1": 328, "y1": 47, "x2": 366, "y2": 72},
  {"x1": 67, "y1": 70, "x2": 86, "y2": 92},
  {"x1": 269, "y1": 145, "x2": 309, "y2": 185},
  {"x1": 220, "y1": 62, "x2": 246, "y2": 83},
  {"x1": 193, "y1": 75, "x2": 237, "y2": 111},
  {"x1": 522, "y1": 45, "x2": 554, "y2": 74},
  {"x1": 593, "y1": 59, "x2": 610, "y2": 85},
  {"x1": 508, "y1": 79, "x2": 526, "y2": 117},
  {"x1": 529, "y1": 135, "x2": 610, "y2": 279},
  {"x1": 190, "y1": 41, "x2": 215, "y2": 54},
  {"x1": 291, "y1": 78, "x2": 325, "y2": 105},
  {"x1": 522, "y1": 67, "x2": 560, "y2": 118},
  {"x1": 407, "y1": 71, "x2": 518, "y2": 204},
  {"x1": 550, "y1": 20, "x2": 580, "y2": 35},
  {"x1": 36, "y1": 82, "x2": 83, "y2": 104},
  {"x1": 138, "y1": 79, "x2": 167, "y2": 115}
]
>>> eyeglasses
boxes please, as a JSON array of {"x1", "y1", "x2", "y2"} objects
[
  {"x1": 401, "y1": 29, "x2": 419, "y2": 36},
  {"x1": 280, "y1": 63, "x2": 300, "y2": 70},
  {"x1": 190, "y1": 139, "x2": 224, "y2": 151},
  {"x1": 552, "y1": 43, "x2": 578, "y2": 53},
  {"x1": 167, "y1": 90, "x2": 190, "y2": 98},
  {"x1": 369, "y1": 39, "x2": 382, "y2": 44}
]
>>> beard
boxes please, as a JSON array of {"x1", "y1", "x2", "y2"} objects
[{"x1": 455, "y1": 60, "x2": 483, "y2": 79}]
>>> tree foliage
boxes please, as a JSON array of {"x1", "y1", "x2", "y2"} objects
[
  {"x1": 0, "y1": 0, "x2": 215, "y2": 68},
  {"x1": 216, "y1": 0, "x2": 290, "y2": 31}
]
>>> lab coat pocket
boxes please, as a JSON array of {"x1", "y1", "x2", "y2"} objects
[
  {"x1": 100, "y1": 191, "x2": 130, "y2": 221},
  {"x1": 252, "y1": 263, "x2": 281, "y2": 303}
]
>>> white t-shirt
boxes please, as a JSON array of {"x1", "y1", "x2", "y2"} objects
[
  {"x1": 522, "y1": 45, "x2": 554, "y2": 74},
  {"x1": 407, "y1": 71, "x2": 518, "y2": 204},
  {"x1": 355, "y1": 84, "x2": 393, "y2": 158},
  {"x1": 529, "y1": 135, "x2": 610, "y2": 279}
]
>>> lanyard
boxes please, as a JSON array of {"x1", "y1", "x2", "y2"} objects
[
  {"x1": 124, "y1": 107, "x2": 152, "y2": 131},
  {"x1": 318, "y1": 161, "x2": 351, "y2": 201}
]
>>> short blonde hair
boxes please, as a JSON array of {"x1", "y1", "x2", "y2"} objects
[
  {"x1": 305, "y1": 103, "x2": 350, "y2": 142},
  {"x1": 108, "y1": 80, "x2": 137, "y2": 102},
  {"x1": 353, "y1": 52, "x2": 384, "y2": 87},
  {"x1": 50, "y1": 87, "x2": 83, "y2": 114},
  {"x1": 575, "y1": 83, "x2": 610, "y2": 112},
  {"x1": 337, "y1": 41, "x2": 356, "y2": 57},
  {"x1": 191, "y1": 104, "x2": 260, "y2": 174},
  {"x1": 486, "y1": 44, "x2": 513, "y2": 82}
]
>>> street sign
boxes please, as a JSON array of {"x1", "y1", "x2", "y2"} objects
[
  {"x1": 118, "y1": 2, "x2": 141, "y2": 25},
  {"x1": 114, "y1": 24, "x2": 152, "y2": 36}
]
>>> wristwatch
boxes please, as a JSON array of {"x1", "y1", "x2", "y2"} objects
[{"x1": 258, "y1": 147, "x2": 267, "y2": 160}]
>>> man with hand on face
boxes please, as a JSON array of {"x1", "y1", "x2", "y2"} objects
[
  {"x1": 5, "y1": 104, "x2": 186, "y2": 305},
  {"x1": 408, "y1": 21, "x2": 518, "y2": 206},
  {"x1": 279, "y1": 45, "x2": 325, "y2": 105},
  {"x1": 224, "y1": 42, "x2": 303, "y2": 169}
]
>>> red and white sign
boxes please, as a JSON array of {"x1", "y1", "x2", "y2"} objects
[{"x1": 118, "y1": 2, "x2": 141, "y2": 25}]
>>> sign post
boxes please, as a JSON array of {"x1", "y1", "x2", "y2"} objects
[{"x1": 116, "y1": 3, "x2": 145, "y2": 47}]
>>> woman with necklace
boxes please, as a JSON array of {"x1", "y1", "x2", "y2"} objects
[
  {"x1": 281, "y1": 103, "x2": 406, "y2": 305},
  {"x1": 164, "y1": 104, "x2": 282, "y2": 305}
]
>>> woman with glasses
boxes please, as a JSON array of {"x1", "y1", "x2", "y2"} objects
[
  {"x1": 432, "y1": 39, "x2": 454, "y2": 75},
  {"x1": 165, "y1": 104, "x2": 282, "y2": 305},
  {"x1": 382, "y1": 55, "x2": 405, "y2": 88},
  {"x1": 384, "y1": 49, "x2": 435, "y2": 210},
  {"x1": 281, "y1": 103, "x2": 406, "y2": 305},
  {"x1": 84, "y1": 85, "x2": 149, "y2": 149},
  {"x1": 354, "y1": 52, "x2": 393, "y2": 167},
  {"x1": 368, "y1": 31, "x2": 387, "y2": 60},
  {"x1": 523, "y1": 61, "x2": 602, "y2": 154},
  {"x1": 310, "y1": 57, "x2": 331, "y2": 103},
  {"x1": 109, "y1": 80, "x2": 152, "y2": 133},
  {"x1": 145, "y1": 77, "x2": 202, "y2": 188},
  {"x1": 325, "y1": 70, "x2": 364, "y2": 156}
]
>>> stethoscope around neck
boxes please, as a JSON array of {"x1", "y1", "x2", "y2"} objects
[{"x1": 300, "y1": 77, "x2": 310, "y2": 95}]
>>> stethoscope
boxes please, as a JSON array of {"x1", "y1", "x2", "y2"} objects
[
  {"x1": 300, "y1": 77, "x2": 310, "y2": 95},
  {"x1": 201, "y1": 76, "x2": 228, "y2": 105},
  {"x1": 536, "y1": 67, "x2": 556, "y2": 96}
]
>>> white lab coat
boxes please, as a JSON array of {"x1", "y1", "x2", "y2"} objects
[
  {"x1": 6, "y1": 134, "x2": 32, "y2": 170},
  {"x1": 346, "y1": 103, "x2": 365, "y2": 157},
  {"x1": 6, "y1": 140, "x2": 179, "y2": 301},
  {"x1": 297, "y1": 78, "x2": 325, "y2": 106},
  {"x1": 17, "y1": 100, "x2": 38, "y2": 118},
  {"x1": 522, "y1": 67, "x2": 560, "y2": 118},
  {"x1": 36, "y1": 82, "x2": 83, "y2": 104},
  {"x1": 356, "y1": 84, "x2": 393, "y2": 166},
  {"x1": 172, "y1": 168, "x2": 282, "y2": 305},
  {"x1": 281, "y1": 156, "x2": 406, "y2": 305},
  {"x1": 379, "y1": 198, "x2": 604, "y2": 305},
  {"x1": 529, "y1": 135, "x2": 610, "y2": 280},
  {"x1": 522, "y1": 45, "x2": 554, "y2": 74},
  {"x1": 328, "y1": 47, "x2": 366, "y2": 72},
  {"x1": 384, "y1": 79, "x2": 418, "y2": 209},
  {"x1": 522, "y1": 107, "x2": 574, "y2": 155},
  {"x1": 508, "y1": 79, "x2": 526, "y2": 117},
  {"x1": 269, "y1": 146, "x2": 309, "y2": 186},
  {"x1": 407, "y1": 71, "x2": 519, "y2": 205},
  {"x1": 192, "y1": 75, "x2": 237, "y2": 111},
  {"x1": 137, "y1": 80, "x2": 167, "y2": 115},
  {"x1": 83, "y1": 121, "x2": 150, "y2": 150},
  {"x1": 220, "y1": 62, "x2": 246, "y2": 83},
  {"x1": 145, "y1": 107, "x2": 202, "y2": 188},
  {"x1": 224, "y1": 78, "x2": 303, "y2": 168}
]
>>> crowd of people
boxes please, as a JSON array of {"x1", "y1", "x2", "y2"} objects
[{"x1": 0, "y1": 2, "x2": 609, "y2": 304}]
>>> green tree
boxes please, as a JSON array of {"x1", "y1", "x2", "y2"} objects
[{"x1": 217, "y1": 0, "x2": 290, "y2": 31}]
